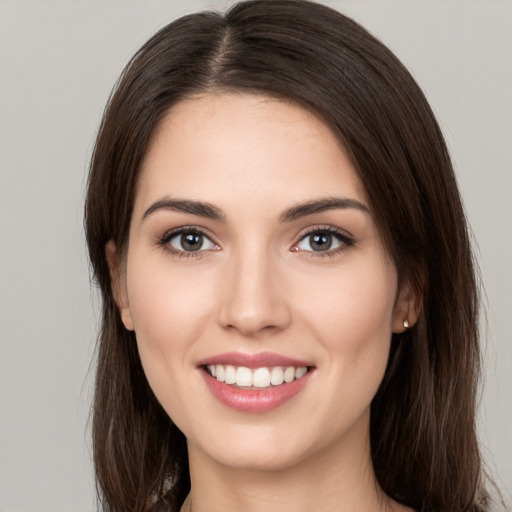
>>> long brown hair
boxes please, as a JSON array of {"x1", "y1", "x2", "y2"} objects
[{"x1": 85, "y1": 1, "x2": 490, "y2": 510}]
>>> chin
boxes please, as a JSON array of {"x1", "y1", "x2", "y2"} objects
[
  {"x1": 187, "y1": 419, "x2": 334, "y2": 474},
  {"x1": 208, "y1": 445, "x2": 307, "y2": 473}
]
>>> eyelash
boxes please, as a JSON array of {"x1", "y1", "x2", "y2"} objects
[
  {"x1": 293, "y1": 226, "x2": 355, "y2": 258},
  {"x1": 157, "y1": 226, "x2": 219, "y2": 259},
  {"x1": 157, "y1": 225, "x2": 355, "y2": 259}
]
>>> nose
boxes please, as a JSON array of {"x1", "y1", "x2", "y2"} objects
[{"x1": 217, "y1": 248, "x2": 291, "y2": 338}]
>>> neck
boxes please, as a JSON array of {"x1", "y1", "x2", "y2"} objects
[{"x1": 183, "y1": 411, "x2": 407, "y2": 512}]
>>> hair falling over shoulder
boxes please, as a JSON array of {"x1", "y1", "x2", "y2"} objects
[{"x1": 84, "y1": 1, "x2": 500, "y2": 511}]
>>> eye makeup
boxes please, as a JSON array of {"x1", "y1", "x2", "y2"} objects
[
  {"x1": 292, "y1": 225, "x2": 355, "y2": 258},
  {"x1": 156, "y1": 226, "x2": 220, "y2": 259},
  {"x1": 155, "y1": 223, "x2": 356, "y2": 260}
]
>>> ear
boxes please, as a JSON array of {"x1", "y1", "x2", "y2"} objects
[
  {"x1": 392, "y1": 278, "x2": 421, "y2": 334},
  {"x1": 105, "y1": 240, "x2": 134, "y2": 331}
]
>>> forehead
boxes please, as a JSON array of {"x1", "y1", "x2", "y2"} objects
[{"x1": 136, "y1": 92, "x2": 368, "y2": 214}]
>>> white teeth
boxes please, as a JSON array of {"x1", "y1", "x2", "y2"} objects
[
  {"x1": 207, "y1": 364, "x2": 308, "y2": 388},
  {"x1": 235, "y1": 366, "x2": 253, "y2": 387},
  {"x1": 284, "y1": 366, "x2": 295, "y2": 383},
  {"x1": 252, "y1": 367, "x2": 271, "y2": 388},
  {"x1": 225, "y1": 365, "x2": 236, "y2": 384},
  {"x1": 295, "y1": 367, "x2": 307, "y2": 379},
  {"x1": 270, "y1": 367, "x2": 284, "y2": 385},
  {"x1": 215, "y1": 364, "x2": 225, "y2": 382}
]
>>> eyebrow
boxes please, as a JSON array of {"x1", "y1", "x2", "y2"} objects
[
  {"x1": 278, "y1": 197, "x2": 370, "y2": 222},
  {"x1": 142, "y1": 196, "x2": 370, "y2": 223},
  {"x1": 142, "y1": 198, "x2": 226, "y2": 222}
]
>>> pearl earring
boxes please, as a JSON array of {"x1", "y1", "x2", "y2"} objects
[{"x1": 403, "y1": 319, "x2": 410, "y2": 329}]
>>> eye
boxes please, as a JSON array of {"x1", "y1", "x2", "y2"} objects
[
  {"x1": 163, "y1": 229, "x2": 219, "y2": 254},
  {"x1": 294, "y1": 228, "x2": 353, "y2": 254}
]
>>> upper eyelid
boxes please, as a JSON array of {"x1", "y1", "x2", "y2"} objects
[
  {"x1": 292, "y1": 225, "x2": 355, "y2": 252},
  {"x1": 160, "y1": 225, "x2": 218, "y2": 243},
  {"x1": 295, "y1": 225, "x2": 354, "y2": 241},
  {"x1": 158, "y1": 227, "x2": 220, "y2": 258},
  {"x1": 157, "y1": 224, "x2": 354, "y2": 250}
]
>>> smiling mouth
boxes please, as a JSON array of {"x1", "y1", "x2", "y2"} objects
[{"x1": 203, "y1": 364, "x2": 312, "y2": 389}]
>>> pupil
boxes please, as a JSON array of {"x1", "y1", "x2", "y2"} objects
[
  {"x1": 182, "y1": 233, "x2": 202, "y2": 251},
  {"x1": 311, "y1": 233, "x2": 331, "y2": 251}
]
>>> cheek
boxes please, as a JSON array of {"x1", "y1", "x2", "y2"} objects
[
  {"x1": 300, "y1": 256, "x2": 397, "y2": 387},
  {"x1": 303, "y1": 255, "x2": 396, "y2": 336},
  {"x1": 124, "y1": 256, "x2": 221, "y2": 427},
  {"x1": 125, "y1": 256, "x2": 216, "y2": 369}
]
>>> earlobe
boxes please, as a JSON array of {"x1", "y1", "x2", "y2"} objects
[
  {"x1": 105, "y1": 241, "x2": 134, "y2": 331},
  {"x1": 392, "y1": 280, "x2": 421, "y2": 334}
]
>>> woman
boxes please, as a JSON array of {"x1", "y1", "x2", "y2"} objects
[{"x1": 84, "y1": 1, "x2": 493, "y2": 511}]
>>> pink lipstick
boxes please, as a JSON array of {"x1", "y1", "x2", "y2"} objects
[
  {"x1": 198, "y1": 352, "x2": 314, "y2": 413},
  {"x1": 197, "y1": 351, "x2": 311, "y2": 369}
]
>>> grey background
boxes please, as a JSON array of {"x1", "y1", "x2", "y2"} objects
[{"x1": 0, "y1": 1, "x2": 510, "y2": 511}]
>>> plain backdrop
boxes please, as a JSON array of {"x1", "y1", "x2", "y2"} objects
[{"x1": 0, "y1": 1, "x2": 510, "y2": 511}]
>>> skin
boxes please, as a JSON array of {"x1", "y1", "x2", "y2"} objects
[{"x1": 107, "y1": 93, "x2": 417, "y2": 512}]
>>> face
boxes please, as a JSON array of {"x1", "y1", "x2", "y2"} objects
[{"x1": 109, "y1": 93, "x2": 412, "y2": 472}]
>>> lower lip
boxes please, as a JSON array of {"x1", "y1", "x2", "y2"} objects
[{"x1": 201, "y1": 369, "x2": 312, "y2": 413}]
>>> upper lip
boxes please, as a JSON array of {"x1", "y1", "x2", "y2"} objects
[{"x1": 197, "y1": 351, "x2": 313, "y2": 369}]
